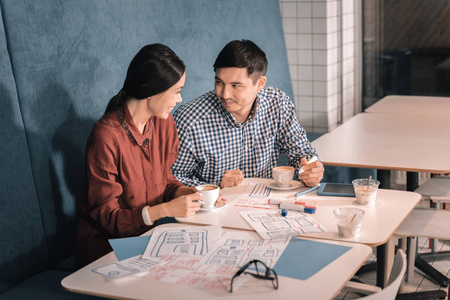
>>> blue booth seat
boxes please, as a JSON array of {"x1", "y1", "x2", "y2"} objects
[
  {"x1": 0, "y1": 1, "x2": 372, "y2": 298},
  {"x1": 0, "y1": 0, "x2": 291, "y2": 298}
]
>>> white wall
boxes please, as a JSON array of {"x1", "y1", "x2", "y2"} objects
[{"x1": 279, "y1": 0, "x2": 358, "y2": 133}]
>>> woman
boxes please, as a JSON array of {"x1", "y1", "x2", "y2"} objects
[{"x1": 76, "y1": 44, "x2": 204, "y2": 268}]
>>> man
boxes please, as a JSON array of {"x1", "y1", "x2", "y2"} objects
[{"x1": 172, "y1": 40, "x2": 324, "y2": 188}]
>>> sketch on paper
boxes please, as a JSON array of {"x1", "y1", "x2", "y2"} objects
[
  {"x1": 231, "y1": 182, "x2": 317, "y2": 209},
  {"x1": 248, "y1": 183, "x2": 272, "y2": 197},
  {"x1": 149, "y1": 229, "x2": 207, "y2": 257},
  {"x1": 143, "y1": 231, "x2": 290, "y2": 291},
  {"x1": 201, "y1": 231, "x2": 290, "y2": 268},
  {"x1": 142, "y1": 225, "x2": 221, "y2": 260},
  {"x1": 239, "y1": 209, "x2": 326, "y2": 239},
  {"x1": 92, "y1": 225, "x2": 221, "y2": 279}
]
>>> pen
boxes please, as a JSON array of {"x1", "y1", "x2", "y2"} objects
[
  {"x1": 278, "y1": 203, "x2": 316, "y2": 214},
  {"x1": 298, "y1": 156, "x2": 319, "y2": 174},
  {"x1": 294, "y1": 185, "x2": 319, "y2": 197},
  {"x1": 269, "y1": 199, "x2": 307, "y2": 205},
  {"x1": 268, "y1": 199, "x2": 316, "y2": 209}
]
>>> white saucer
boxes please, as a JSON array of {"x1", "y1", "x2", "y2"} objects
[
  {"x1": 268, "y1": 180, "x2": 304, "y2": 190},
  {"x1": 199, "y1": 202, "x2": 227, "y2": 212}
]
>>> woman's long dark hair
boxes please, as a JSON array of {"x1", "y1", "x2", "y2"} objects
[{"x1": 105, "y1": 44, "x2": 185, "y2": 114}]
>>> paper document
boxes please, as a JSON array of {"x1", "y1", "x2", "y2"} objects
[
  {"x1": 143, "y1": 231, "x2": 290, "y2": 291},
  {"x1": 199, "y1": 231, "x2": 290, "y2": 268},
  {"x1": 142, "y1": 225, "x2": 221, "y2": 260},
  {"x1": 239, "y1": 209, "x2": 326, "y2": 239},
  {"x1": 232, "y1": 182, "x2": 317, "y2": 209},
  {"x1": 91, "y1": 255, "x2": 159, "y2": 278},
  {"x1": 92, "y1": 225, "x2": 221, "y2": 279}
]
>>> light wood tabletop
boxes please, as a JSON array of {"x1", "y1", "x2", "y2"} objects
[
  {"x1": 330, "y1": 112, "x2": 450, "y2": 139},
  {"x1": 311, "y1": 130, "x2": 450, "y2": 174},
  {"x1": 178, "y1": 178, "x2": 421, "y2": 248},
  {"x1": 177, "y1": 178, "x2": 422, "y2": 287},
  {"x1": 365, "y1": 95, "x2": 450, "y2": 116},
  {"x1": 62, "y1": 224, "x2": 372, "y2": 300},
  {"x1": 311, "y1": 110, "x2": 450, "y2": 192}
]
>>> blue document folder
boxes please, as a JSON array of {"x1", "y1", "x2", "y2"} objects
[
  {"x1": 274, "y1": 238, "x2": 351, "y2": 280},
  {"x1": 109, "y1": 235, "x2": 151, "y2": 261}
]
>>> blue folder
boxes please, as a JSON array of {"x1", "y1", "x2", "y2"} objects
[
  {"x1": 109, "y1": 235, "x2": 152, "y2": 261},
  {"x1": 274, "y1": 238, "x2": 351, "y2": 280}
]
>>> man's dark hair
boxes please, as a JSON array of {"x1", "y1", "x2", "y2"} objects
[{"x1": 213, "y1": 40, "x2": 268, "y2": 82}]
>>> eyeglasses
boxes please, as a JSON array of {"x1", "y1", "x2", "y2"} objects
[{"x1": 229, "y1": 259, "x2": 279, "y2": 293}]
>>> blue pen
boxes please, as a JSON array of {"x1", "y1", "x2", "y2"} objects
[
  {"x1": 278, "y1": 203, "x2": 315, "y2": 214},
  {"x1": 294, "y1": 185, "x2": 320, "y2": 197}
]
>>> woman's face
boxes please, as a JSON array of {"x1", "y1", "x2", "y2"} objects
[{"x1": 148, "y1": 72, "x2": 185, "y2": 119}]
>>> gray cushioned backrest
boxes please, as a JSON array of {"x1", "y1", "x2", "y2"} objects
[
  {"x1": 0, "y1": 0, "x2": 292, "y2": 266},
  {"x1": 0, "y1": 4, "x2": 50, "y2": 293}
]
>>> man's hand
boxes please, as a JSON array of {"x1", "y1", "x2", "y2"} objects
[
  {"x1": 298, "y1": 157, "x2": 324, "y2": 187},
  {"x1": 220, "y1": 169, "x2": 244, "y2": 188}
]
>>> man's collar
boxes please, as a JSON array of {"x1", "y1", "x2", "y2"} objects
[{"x1": 216, "y1": 94, "x2": 259, "y2": 127}]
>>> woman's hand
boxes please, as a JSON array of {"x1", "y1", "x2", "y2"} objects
[
  {"x1": 173, "y1": 186, "x2": 197, "y2": 198},
  {"x1": 214, "y1": 188, "x2": 227, "y2": 208},
  {"x1": 165, "y1": 192, "x2": 202, "y2": 217}
]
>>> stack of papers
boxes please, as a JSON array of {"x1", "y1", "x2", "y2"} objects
[{"x1": 92, "y1": 225, "x2": 289, "y2": 291}]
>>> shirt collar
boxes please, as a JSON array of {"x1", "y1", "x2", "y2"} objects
[
  {"x1": 216, "y1": 93, "x2": 259, "y2": 128},
  {"x1": 118, "y1": 105, "x2": 152, "y2": 146}
]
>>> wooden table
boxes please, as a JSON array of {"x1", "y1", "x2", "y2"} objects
[
  {"x1": 313, "y1": 97, "x2": 450, "y2": 295},
  {"x1": 311, "y1": 112, "x2": 450, "y2": 190},
  {"x1": 62, "y1": 224, "x2": 372, "y2": 300},
  {"x1": 177, "y1": 178, "x2": 422, "y2": 287},
  {"x1": 331, "y1": 112, "x2": 450, "y2": 139},
  {"x1": 365, "y1": 95, "x2": 450, "y2": 116}
]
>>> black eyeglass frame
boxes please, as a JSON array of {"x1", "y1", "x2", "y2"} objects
[{"x1": 229, "y1": 259, "x2": 279, "y2": 293}]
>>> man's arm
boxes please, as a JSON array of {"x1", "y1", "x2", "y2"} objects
[
  {"x1": 220, "y1": 169, "x2": 244, "y2": 188},
  {"x1": 171, "y1": 131, "x2": 209, "y2": 187},
  {"x1": 277, "y1": 93, "x2": 324, "y2": 186}
]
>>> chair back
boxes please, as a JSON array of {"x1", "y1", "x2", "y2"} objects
[{"x1": 361, "y1": 249, "x2": 407, "y2": 300}]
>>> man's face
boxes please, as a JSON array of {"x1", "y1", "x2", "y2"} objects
[{"x1": 214, "y1": 67, "x2": 266, "y2": 122}]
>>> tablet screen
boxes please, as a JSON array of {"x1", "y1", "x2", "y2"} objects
[
  {"x1": 317, "y1": 183, "x2": 355, "y2": 197},
  {"x1": 322, "y1": 183, "x2": 354, "y2": 194}
]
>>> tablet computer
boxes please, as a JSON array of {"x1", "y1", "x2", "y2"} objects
[{"x1": 317, "y1": 183, "x2": 355, "y2": 197}]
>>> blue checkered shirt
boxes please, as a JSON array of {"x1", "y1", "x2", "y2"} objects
[{"x1": 172, "y1": 86, "x2": 318, "y2": 187}]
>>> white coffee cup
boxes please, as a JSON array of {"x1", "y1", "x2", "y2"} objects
[
  {"x1": 195, "y1": 185, "x2": 219, "y2": 209},
  {"x1": 272, "y1": 166, "x2": 295, "y2": 188}
]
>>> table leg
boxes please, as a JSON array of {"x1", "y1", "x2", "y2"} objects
[
  {"x1": 406, "y1": 172, "x2": 419, "y2": 191},
  {"x1": 377, "y1": 169, "x2": 391, "y2": 189},
  {"x1": 376, "y1": 237, "x2": 396, "y2": 288},
  {"x1": 406, "y1": 236, "x2": 417, "y2": 282}
]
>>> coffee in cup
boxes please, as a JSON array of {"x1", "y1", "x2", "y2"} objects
[
  {"x1": 272, "y1": 166, "x2": 295, "y2": 188},
  {"x1": 195, "y1": 184, "x2": 219, "y2": 209}
]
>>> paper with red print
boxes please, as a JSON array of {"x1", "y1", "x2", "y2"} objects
[{"x1": 239, "y1": 209, "x2": 326, "y2": 239}]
